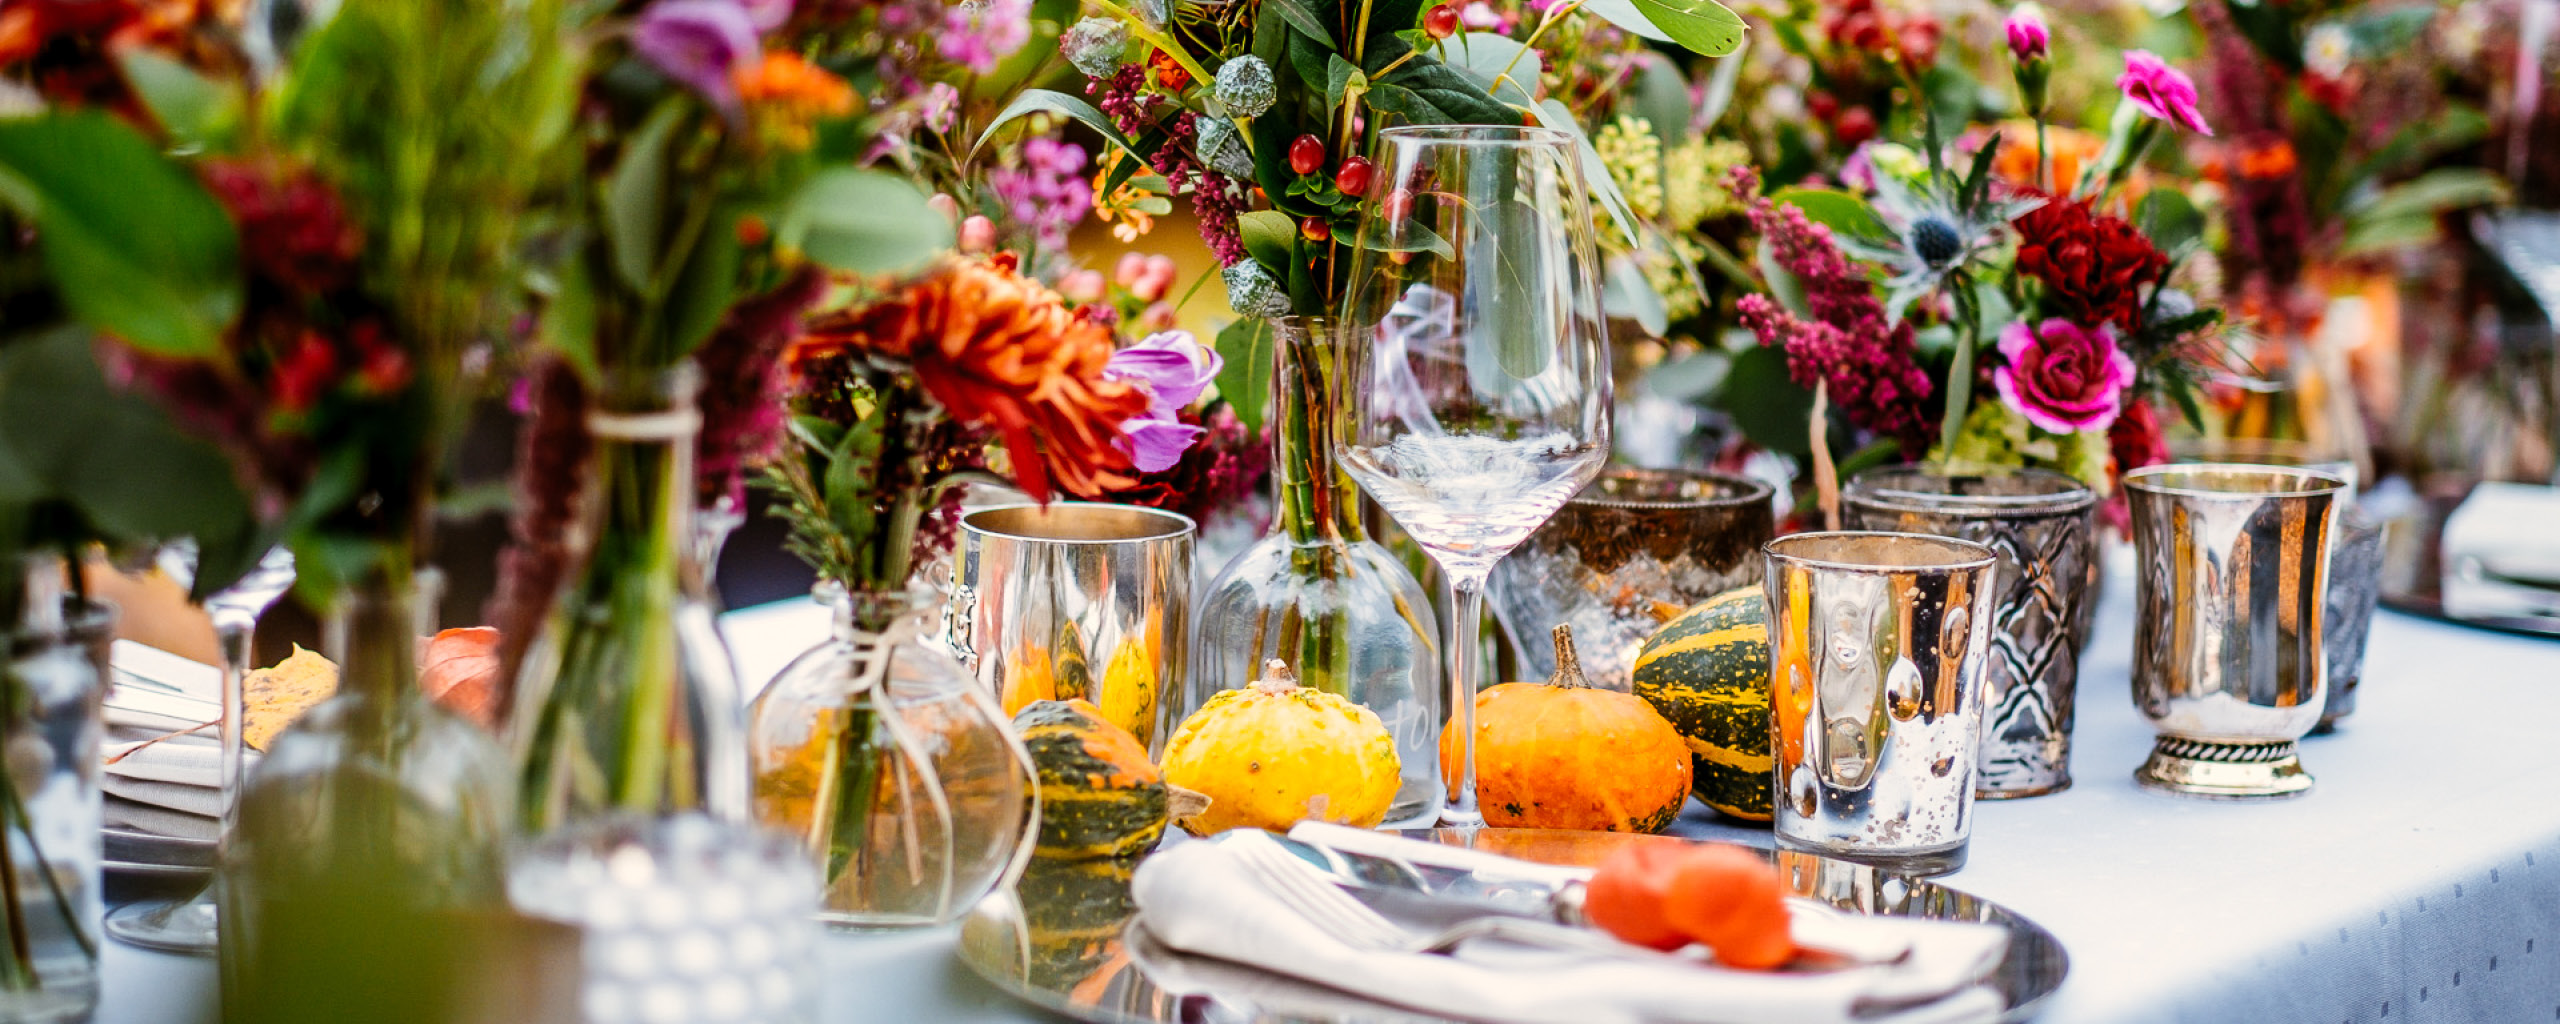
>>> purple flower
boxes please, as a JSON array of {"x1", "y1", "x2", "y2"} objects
[
  {"x1": 1994, "y1": 318, "x2": 2135, "y2": 434},
  {"x1": 633, "y1": 0, "x2": 758, "y2": 110},
  {"x1": 919, "y1": 83, "x2": 960, "y2": 134},
  {"x1": 938, "y1": 0, "x2": 1033, "y2": 75},
  {"x1": 1106, "y1": 330, "x2": 1222, "y2": 472},
  {"x1": 2004, "y1": 4, "x2": 2049, "y2": 63},
  {"x1": 983, "y1": 137, "x2": 1093, "y2": 252},
  {"x1": 2117, "y1": 50, "x2": 2212, "y2": 137},
  {"x1": 740, "y1": 0, "x2": 792, "y2": 31}
]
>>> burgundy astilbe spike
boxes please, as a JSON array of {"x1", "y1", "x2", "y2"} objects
[
  {"x1": 695, "y1": 265, "x2": 829, "y2": 510},
  {"x1": 484, "y1": 356, "x2": 591, "y2": 715}
]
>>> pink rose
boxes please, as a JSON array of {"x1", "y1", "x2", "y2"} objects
[
  {"x1": 1994, "y1": 319, "x2": 2136, "y2": 434},
  {"x1": 2004, "y1": 4, "x2": 2049, "y2": 62},
  {"x1": 2117, "y1": 51, "x2": 2212, "y2": 136}
]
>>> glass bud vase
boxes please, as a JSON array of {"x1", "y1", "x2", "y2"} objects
[
  {"x1": 749, "y1": 583, "x2": 1036, "y2": 929},
  {"x1": 513, "y1": 361, "x2": 748, "y2": 833},
  {"x1": 0, "y1": 556, "x2": 107, "y2": 1024},
  {"x1": 224, "y1": 568, "x2": 514, "y2": 1022},
  {"x1": 1187, "y1": 315, "x2": 1442, "y2": 827}
]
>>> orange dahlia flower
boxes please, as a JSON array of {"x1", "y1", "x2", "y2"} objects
[{"x1": 797, "y1": 258, "x2": 1147, "y2": 500}]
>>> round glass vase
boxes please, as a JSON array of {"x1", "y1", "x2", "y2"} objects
[
  {"x1": 1187, "y1": 315, "x2": 1443, "y2": 828},
  {"x1": 223, "y1": 569, "x2": 514, "y2": 1021},
  {"x1": 512, "y1": 361, "x2": 748, "y2": 833},
  {"x1": 749, "y1": 583, "x2": 1036, "y2": 929},
  {"x1": 0, "y1": 557, "x2": 108, "y2": 1024}
]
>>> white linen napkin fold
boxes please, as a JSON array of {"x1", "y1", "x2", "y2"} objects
[
  {"x1": 1131, "y1": 836, "x2": 2008, "y2": 1024},
  {"x1": 100, "y1": 641, "x2": 247, "y2": 820}
]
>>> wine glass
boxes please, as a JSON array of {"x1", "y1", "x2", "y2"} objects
[
  {"x1": 103, "y1": 545, "x2": 295, "y2": 954},
  {"x1": 1333, "y1": 125, "x2": 1613, "y2": 826}
]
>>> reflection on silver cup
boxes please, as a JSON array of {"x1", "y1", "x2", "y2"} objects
[
  {"x1": 1490, "y1": 468, "x2": 1775, "y2": 692},
  {"x1": 1763, "y1": 532, "x2": 1999, "y2": 876},
  {"x1": 2124, "y1": 465, "x2": 2347, "y2": 799},
  {"x1": 951, "y1": 504, "x2": 1194, "y2": 751},
  {"x1": 1841, "y1": 468, "x2": 2097, "y2": 800}
]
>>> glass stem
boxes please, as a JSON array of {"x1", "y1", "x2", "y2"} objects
[
  {"x1": 214, "y1": 611, "x2": 254, "y2": 843},
  {"x1": 1441, "y1": 572, "x2": 1486, "y2": 827}
]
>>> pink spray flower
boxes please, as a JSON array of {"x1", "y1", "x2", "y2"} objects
[
  {"x1": 1994, "y1": 318, "x2": 2136, "y2": 434},
  {"x1": 2117, "y1": 50, "x2": 2213, "y2": 136},
  {"x1": 2004, "y1": 4, "x2": 2049, "y2": 63}
]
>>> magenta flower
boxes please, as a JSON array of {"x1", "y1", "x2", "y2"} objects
[
  {"x1": 984, "y1": 137, "x2": 1093, "y2": 253},
  {"x1": 1105, "y1": 330, "x2": 1223, "y2": 472},
  {"x1": 938, "y1": 0, "x2": 1033, "y2": 75},
  {"x1": 633, "y1": 0, "x2": 757, "y2": 110},
  {"x1": 2117, "y1": 50, "x2": 2213, "y2": 136},
  {"x1": 1994, "y1": 318, "x2": 2136, "y2": 434},
  {"x1": 2004, "y1": 4, "x2": 2049, "y2": 62}
]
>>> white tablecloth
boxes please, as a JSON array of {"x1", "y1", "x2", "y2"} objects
[{"x1": 99, "y1": 552, "x2": 2560, "y2": 1023}]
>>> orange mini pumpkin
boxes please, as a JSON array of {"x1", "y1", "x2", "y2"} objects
[{"x1": 1440, "y1": 626, "x2": 1692, "y2": 833}]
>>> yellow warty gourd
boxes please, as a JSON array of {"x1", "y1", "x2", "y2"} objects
[{"x1": 1159, "y1": 660, "x2": 1400, "y2": 835}]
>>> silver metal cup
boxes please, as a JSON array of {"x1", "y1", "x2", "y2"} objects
[
  {"x1": 950, "y1": 504, "x2": 1194, "y2": 752},
  {"x1": 2166, "y1": 438, "x2": 2383, "y2": 732},
  {"x1": 1842, "y1": 468, "x2": 2098, "y2": 800},
  {"x1": 2123, "y1": 465, "x2": 2347, "y2": 799},
  {"x1": 1764, "y1": 532, "x2": 2000, "y2": 876},
  {"x1": 1490, "y1": 467, "x2": 1776, "y2": 691}
]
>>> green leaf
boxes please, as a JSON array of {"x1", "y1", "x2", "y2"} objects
[
  {"x1": 0, "y1": 113, "x2": 240, "y2": 357},
  {"x1": 1534, "y1": 99, "x2": 1641, "y2": 251},
  {"x1": 1756, "y1": 236, "x2": 1808, "y2": 318},
  {"x1": 973, "y1": 89, "x2": 1144, "y2": 162},
  {"x1": 661, "y1": 211, "x2": 741, "y2": 358},
  {"x1": 1370, "y1": 50, "x2": 1515, "y2": 126},
  {"x1": 1265, "y1": 0, "x2": 1339, "y2": 51},
  {"x1": 1326, "y1": 54, "x2": 1369, "y2": 114},
  {"x1": 1213, "y1": 317, "x2": 1276, "y2": 435},
  {"x1": 1577, "y1": 0, "x2": 1675, "y2": 42},
  {"x1": 0, "y1": 326, "x2": 254, "y2": 557},
  {"x1": 1771, "y1": 188, "x2": 1888, "y2": 241},
  {"x1": 1590, "y1": 0, "x2": 1745, "y2": 57},
  {"x1": 1717, "y1": 343, "x2": 1813, "y2": 457},
  {"x1": 116, "y1": 50, "x2": 241, "y2": 151},
  {"x1": 2134, "y1": 189, "x2": 2206, "y2": 256},
  {"x1": 2337, "y1": 213, "x2": 2441, "y2": 258},
  {"x1": 540, "y1": 249, "x2": 601, "y2": 381},
  {"x1": 1444, "y1": 32, "x2": 1541, "y2": 112},
  {"x1": 778, "y1": 169, "x2": 953, "y2": 275},
  {"x1": 1959, "y1": 130, "x2": 2002, "y2": 211},
  {"x1": 1629, "y1": 53, "x2": 1695, "y2": 143},
  {"x1": 603, "y1": 102, "x2": 682, "y2": 293},
  {"x1": 1238, "y1": 210, "x2": 1298, "y2": 271},
  {"x1": 1602, "y1": 254, "x2": 1668, "y2": 336},
  {"x1": 2353, "y1": 168, "x2": 2511, "y2": 225},
  {"x1": 1641, "y1": 348, "x2": 1729, "y2": 404}
]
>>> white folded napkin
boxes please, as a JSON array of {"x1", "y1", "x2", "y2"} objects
[
  {"x1": 1131, "y1": 836, "x2": 2008, "y2": 1024},
  {"x1": 100, "y1": 641, "x2": 251, "y2": 819}
]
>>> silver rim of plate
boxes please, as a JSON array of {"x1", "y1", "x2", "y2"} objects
[{"x1": 957, "y1": 829, "x2": 2068, "y2": 1024}]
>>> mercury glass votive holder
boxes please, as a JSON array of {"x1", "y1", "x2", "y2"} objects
[
  {"x1": 1842, "y1": 468, "x2": 2097, "y2": 799},
  {"x1": 951, "y1": 504, "x2": 1194, "y2": 751},
  {"x1": 2124, "y1": 465, "x2": 2348, "y2": 800},
  {"x1": 1490, "y1": 467, "x2": 1775, "y2": 691},
  {"x1": 1763, "y1": 532, "x2": 2000, "y2": 876},
  {"x1": 509, "y1": 815, "x2": 821, "y2": 1024}
]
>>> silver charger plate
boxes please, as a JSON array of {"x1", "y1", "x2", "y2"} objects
[
  {"x1": 104, "y1": 798, "x2": 217, "y2": 880},
  {"x1": 958, "y1": 828, "x2": 2068, "y2": 1024}
]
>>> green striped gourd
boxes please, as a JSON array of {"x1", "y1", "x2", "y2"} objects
[{"x1": 1631, "y1": 587, "x2": 1774, "y2": 822}]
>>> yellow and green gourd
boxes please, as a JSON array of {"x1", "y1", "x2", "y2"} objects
[
  {"x1": 1631, "y1": 587, "x2": 1775, "y2": 822},
  {"x1": 1013, "y1": 699, "x2": 1174, "y2": 860},
  {"x1": 1160, "y1": 660, "x2": 1400, "y2": 835}
]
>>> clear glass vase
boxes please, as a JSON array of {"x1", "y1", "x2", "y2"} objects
[
  {"x1": 1187, "y1": 316, "x2": 1442, "y2": 828},
  {"x1": 223, "y1": 568, "x2": 513, "y2": 1021},
  {"x1": 0, "y1": 556, "x2": 107, "y2": 1024},
  {"x1": 512, "y1": 362, "x2": 748, "y2": 833},
  {"x1": 749, "y1": 583, "x2": 1036, "y2": 929}
]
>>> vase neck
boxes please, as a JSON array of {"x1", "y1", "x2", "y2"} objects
[
  {"x1": 582, "y1": 363, "x2": 706, "y2": 582},
  {"x1": 823, "y1": 581, "x2": 933, "y2": 638},
  {"x1": 1269, "y1": 317, "x2": 1366, "y2": 547},
  {"x1": 8, "y1": 551, "x2": 68, "y2": 637},
  {"x1": 323, "y1": 568, "x2": 439, "y2": 701}
]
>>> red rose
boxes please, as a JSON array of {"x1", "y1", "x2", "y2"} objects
[{"x1": 2013, "y1": 192, "x2": 2168, "y2": 334}]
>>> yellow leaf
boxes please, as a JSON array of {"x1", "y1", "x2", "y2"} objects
[{"x1": 243, "y1": 645, "x2": 338, "y2": 751}]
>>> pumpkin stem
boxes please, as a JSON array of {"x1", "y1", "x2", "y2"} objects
[
  {"x1": 1253, "y1": 658, "x2": 1299, "y2": 696},
  {"x1": 1166, "y1": 783, "x2": 1213, "y2": 820},
  {"x1": 1551, "y1": 625, "x2": 1589, "y2": 689}
]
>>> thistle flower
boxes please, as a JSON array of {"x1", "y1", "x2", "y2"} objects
[
  {"x1": 1214, "y1": 55, "x2": 1277, "y2": 118},
  {"x1": 1197, "y1": 117, "x2": 1257, "y2": 180},
  {"x1": 1838, "y1": 157, "x2": 2042, "y2": 324},
  {"x1": 1061, "y1": 17, "x2": 1129, "y2": 78},
  {"x1": 1222, "y1": 261, "x2": 1289, "y2": 318}
]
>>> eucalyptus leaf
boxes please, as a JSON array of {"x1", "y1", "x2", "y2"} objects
[
  {"x1": 778, "y1": 169, "x2": 952, "y2": 275},
  {"x1": 1444, "y1": 32, "x2": 1541, "y2": 112},
  {"x1": 1576, "y1": 0, "x2": 1675, "y2": 42},
  {"x1": 1771, "y1": 188, "x2": 1889, "y2": 242},
  {"x1": 1265, "y1": 0, "x2": 1339, "y2": 51},
  {"x1": 973, "y1": 89, "x2": 1144, "y2": 162},
  {"x1": 0, "y1": 113, "x2": 241, "y2": 357},
  {"x1": 604, "y1": 102, "x2": 682, "y2": 293},
  {"x1": 1213, "y1": 317, "x2": 1276, "y2": 434},
  {"x1": 1602, "y1": 254, "x2": 1669, "y2": 336},
  {"x1": 2353, "y1": 168, "x2": 2510, "y2": 225},
  {"x1": 2134, "y1": 189, "x2": 2206, "y2": 256},
  {"x1": 1642, "y1": 348, "x2": 1729, "y2": 404},
  {"x1": 1630, "y1": 53, "x2": 1696, "y2": 141},
  {"x1": 116, "y1": 50, "x2": 240, "y2": 151},
  {"x1": 1369, "y1": 52, "x2": 1514, "y2": 126}
]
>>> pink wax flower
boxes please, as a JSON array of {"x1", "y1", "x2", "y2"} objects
[
  {"x1": 2004, "y1": 4, "x2": 2049, "y2": 62},
  {"x1": 1994, "y1": 319, "x2": 2136, "y2": 434},
  {"x1": 2117, "y1": 50, "x2": 2213, "y2": 136}
]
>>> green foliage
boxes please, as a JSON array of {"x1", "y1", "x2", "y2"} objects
[
  {"x1": 0, "y1": 113, "x2": 241, "y2": 358},
  {"x1": 116, "y1": 50, "x2": 243, "y2": 151},
  {"x1": 974, "y1": 89, "x2": 1147, "y2": 162},
  {"x1": 1717, "y1": 343, "x2": 1814, "y2": 459},
  {"x1": 1579, "y1": 0, "x2": 1747, "y2": 57},
  {"x1": 1213, "y1": 317, "x2": 1276, "y2": 434},
  {"x1": 1771, "y1": 189, "x2": 1888, "y2": 241},
  {"x1": 776, "y1": 169, "x2": 952, "y2": 274}
]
